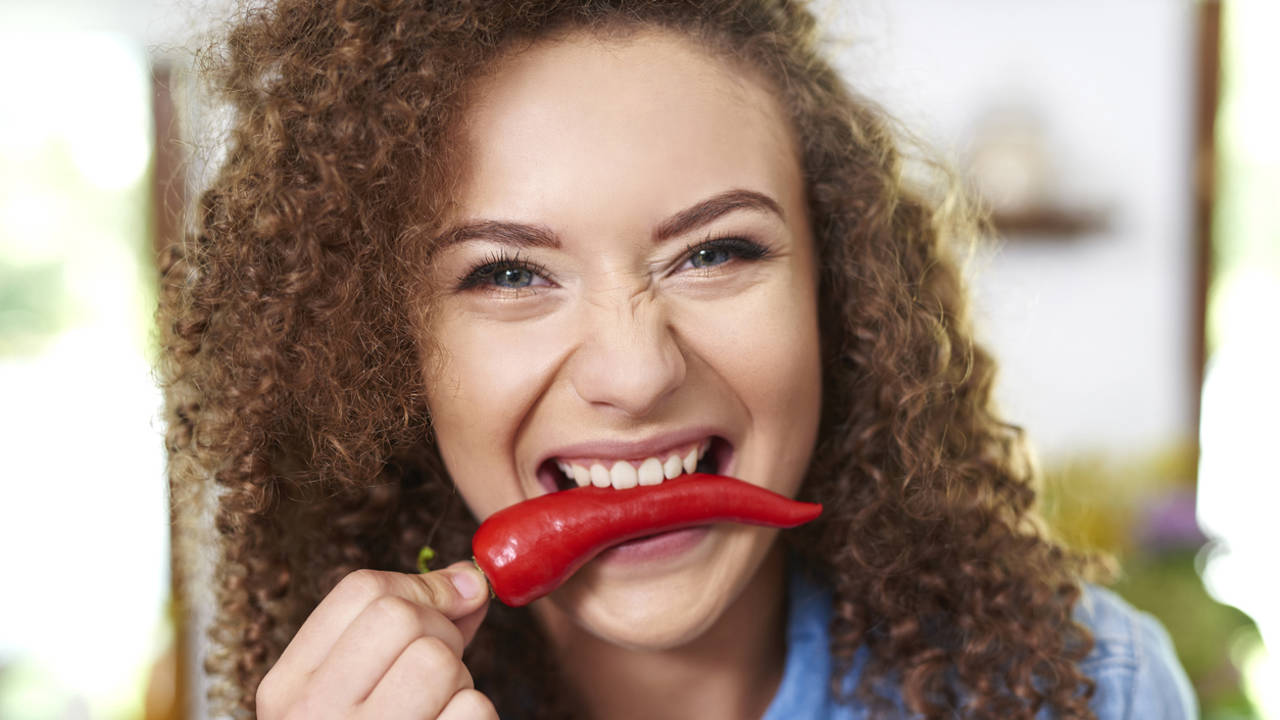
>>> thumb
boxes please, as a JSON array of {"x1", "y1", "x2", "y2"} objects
[
  {"x1": 408, "y1": 560, "x2": 491, "y2": 622},
  {"x1": 434, "y1": 561, "x2": 491, "y2": 647},
  {"x1": 452, "y1": 599, "x2": 489, "y2": 648}
]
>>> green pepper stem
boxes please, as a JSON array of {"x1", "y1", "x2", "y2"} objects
[{"x1": 416, "y1": 545, "x2": 436, "y2": 574}]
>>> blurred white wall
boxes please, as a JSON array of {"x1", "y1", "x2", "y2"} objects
[
  {"x1": 6, "y1": 0, "x2": 1199, "y2": 466},
  {"x1": 0, "y1": 2, "x2": 1203, "y2": 718},
  {"x1": 821, "y1": 0, "x2": 1198, "y2": 462},
  {"x1": 0, "y1": 0, "x2": 232, "y2": 57}
]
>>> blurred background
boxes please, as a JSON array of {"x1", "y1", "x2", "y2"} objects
[{"x1": 0, "y1": 0, "x2": 1275, "y2": 718}]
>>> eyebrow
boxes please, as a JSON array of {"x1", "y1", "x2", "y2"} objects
[{"x1": 434, "y1": 188, "x2": 785, "y2": 252}]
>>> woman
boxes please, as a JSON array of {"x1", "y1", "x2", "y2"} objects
[{"x1": 159, "y1": 1, "x2": 1196, "y2": 718}]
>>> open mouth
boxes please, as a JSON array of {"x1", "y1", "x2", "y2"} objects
[{"x1": 536, "y1": 436, "x2": 733, "y2": 493}]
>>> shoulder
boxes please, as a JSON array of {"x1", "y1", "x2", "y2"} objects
[{"x1": 1072, "y1": 584, "x2": 1198, "y2": 720}]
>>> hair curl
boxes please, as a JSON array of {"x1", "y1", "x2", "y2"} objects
[{"x1": 159, "y1": 1, "x2": 1098, "y2": 717}]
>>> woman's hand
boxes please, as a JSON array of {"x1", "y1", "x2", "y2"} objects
[{"x1": 256, "y1": 561, "x2": 495, "y2": 720}]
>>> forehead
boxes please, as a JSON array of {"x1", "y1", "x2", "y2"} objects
[{"x1": 452, "y1": 28, "x2": 802, "y2": 227}]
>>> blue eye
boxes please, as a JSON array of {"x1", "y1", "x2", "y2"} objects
[
  {"x1": 458, "y1": 253, "x2": 550, "y2": 292},
  {"x1": 682, "y1": 236, "x2": 770, "y2": 271},
  {"x1": 493, "y1": 266, "x2": 534, "y2": 288},
  {"x1": 690, "y1": 246, "x2": 733, "y2": 268}
]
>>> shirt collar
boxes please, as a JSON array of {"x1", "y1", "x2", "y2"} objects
[{"x1": 761, "y1": 562, "x2": 866, "y2": 719}]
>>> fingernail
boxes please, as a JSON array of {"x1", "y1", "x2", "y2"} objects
[{"x1": 450, "y1": 568, "x2": 483, "y2": 600}]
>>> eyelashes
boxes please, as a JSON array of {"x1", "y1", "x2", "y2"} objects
[
  {"x1": 454, "y1": 234, "x2": 773, "y2": 294},
  {"x1": 680, "y1": 235, "x2": 770, "y2": 269},
  {"x1": 455, "y1": 251, "x2": 552, "y2": 292}
]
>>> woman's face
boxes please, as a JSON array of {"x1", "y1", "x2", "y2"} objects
[{"x1": 423, "y1": 28, "x2": 822, "y2": 649}]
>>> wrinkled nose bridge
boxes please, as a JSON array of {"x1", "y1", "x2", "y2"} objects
[{"x1": 567, "y1": 284, "x2": 687, "y2": 416}]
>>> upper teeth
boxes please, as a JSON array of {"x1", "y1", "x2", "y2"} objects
[{"x1": 554, "y1": 439, "x2": 712, "y2": 490}]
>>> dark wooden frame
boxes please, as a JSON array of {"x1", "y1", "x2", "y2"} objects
[
  {"x1": 1192, "y1": 1, "x2": 1221, "y2": 436},
  {"x1": 151, "y1": 62, "x2": 189, "y2": 720}
]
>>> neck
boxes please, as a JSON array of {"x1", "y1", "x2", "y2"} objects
[{"x1": 536, "y1": 548, "x2": 789, "y2": 720}]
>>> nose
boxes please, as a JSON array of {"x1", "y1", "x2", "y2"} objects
[{"x1": 567, "y1": 287, "x2": 687, "y2": 418}]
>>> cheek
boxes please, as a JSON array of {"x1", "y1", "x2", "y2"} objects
[
  {"x1": 424, "y1": 315, "x2": 568, "y2": 519},
  {"x1": 672, "y1": 263, "x2": 822, "y2": 457}
]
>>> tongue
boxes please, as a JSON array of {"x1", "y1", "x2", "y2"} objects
[{"x1": 472, "y1": 473, "x2": 822, "y2": 606}]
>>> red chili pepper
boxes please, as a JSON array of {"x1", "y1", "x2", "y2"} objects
[{"x1": 471, "y1": 473, "x2": 821, "y2": 606}]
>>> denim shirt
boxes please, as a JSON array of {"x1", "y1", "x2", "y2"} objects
[{"x1": 762, "y1": 567, "x2": 1198, "y2": 719}]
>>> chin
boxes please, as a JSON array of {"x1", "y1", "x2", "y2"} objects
[
  {"x1": 557, "y1": 578, "x2": 730, "y2": 651},
  {"x1": 544, "y1": 525, "x2": 775, "y2": 651}
]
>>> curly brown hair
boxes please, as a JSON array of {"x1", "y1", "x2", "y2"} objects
[{"x1": 158, "y1": 1, "x2": 1099, "y2": 717}]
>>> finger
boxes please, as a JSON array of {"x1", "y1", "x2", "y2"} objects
[
  {"x1": 452, "y1": 600, "x2": 490, "y2": 649},
  {"x1": 437, "y1": 689, "x2": 500, "y2": 720},
  {"x1": 304, "y1": 594, "x2": 467, "y2": 708},
  {"x1": 355, "y1": 636, "x2": 475, "y2": 719},
  {"x1": 275, "y1": 565, "x2": 489, "y2": 680},
  {"x1": 419, "y1": 561, "x2": 490, "y2": 620}
]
